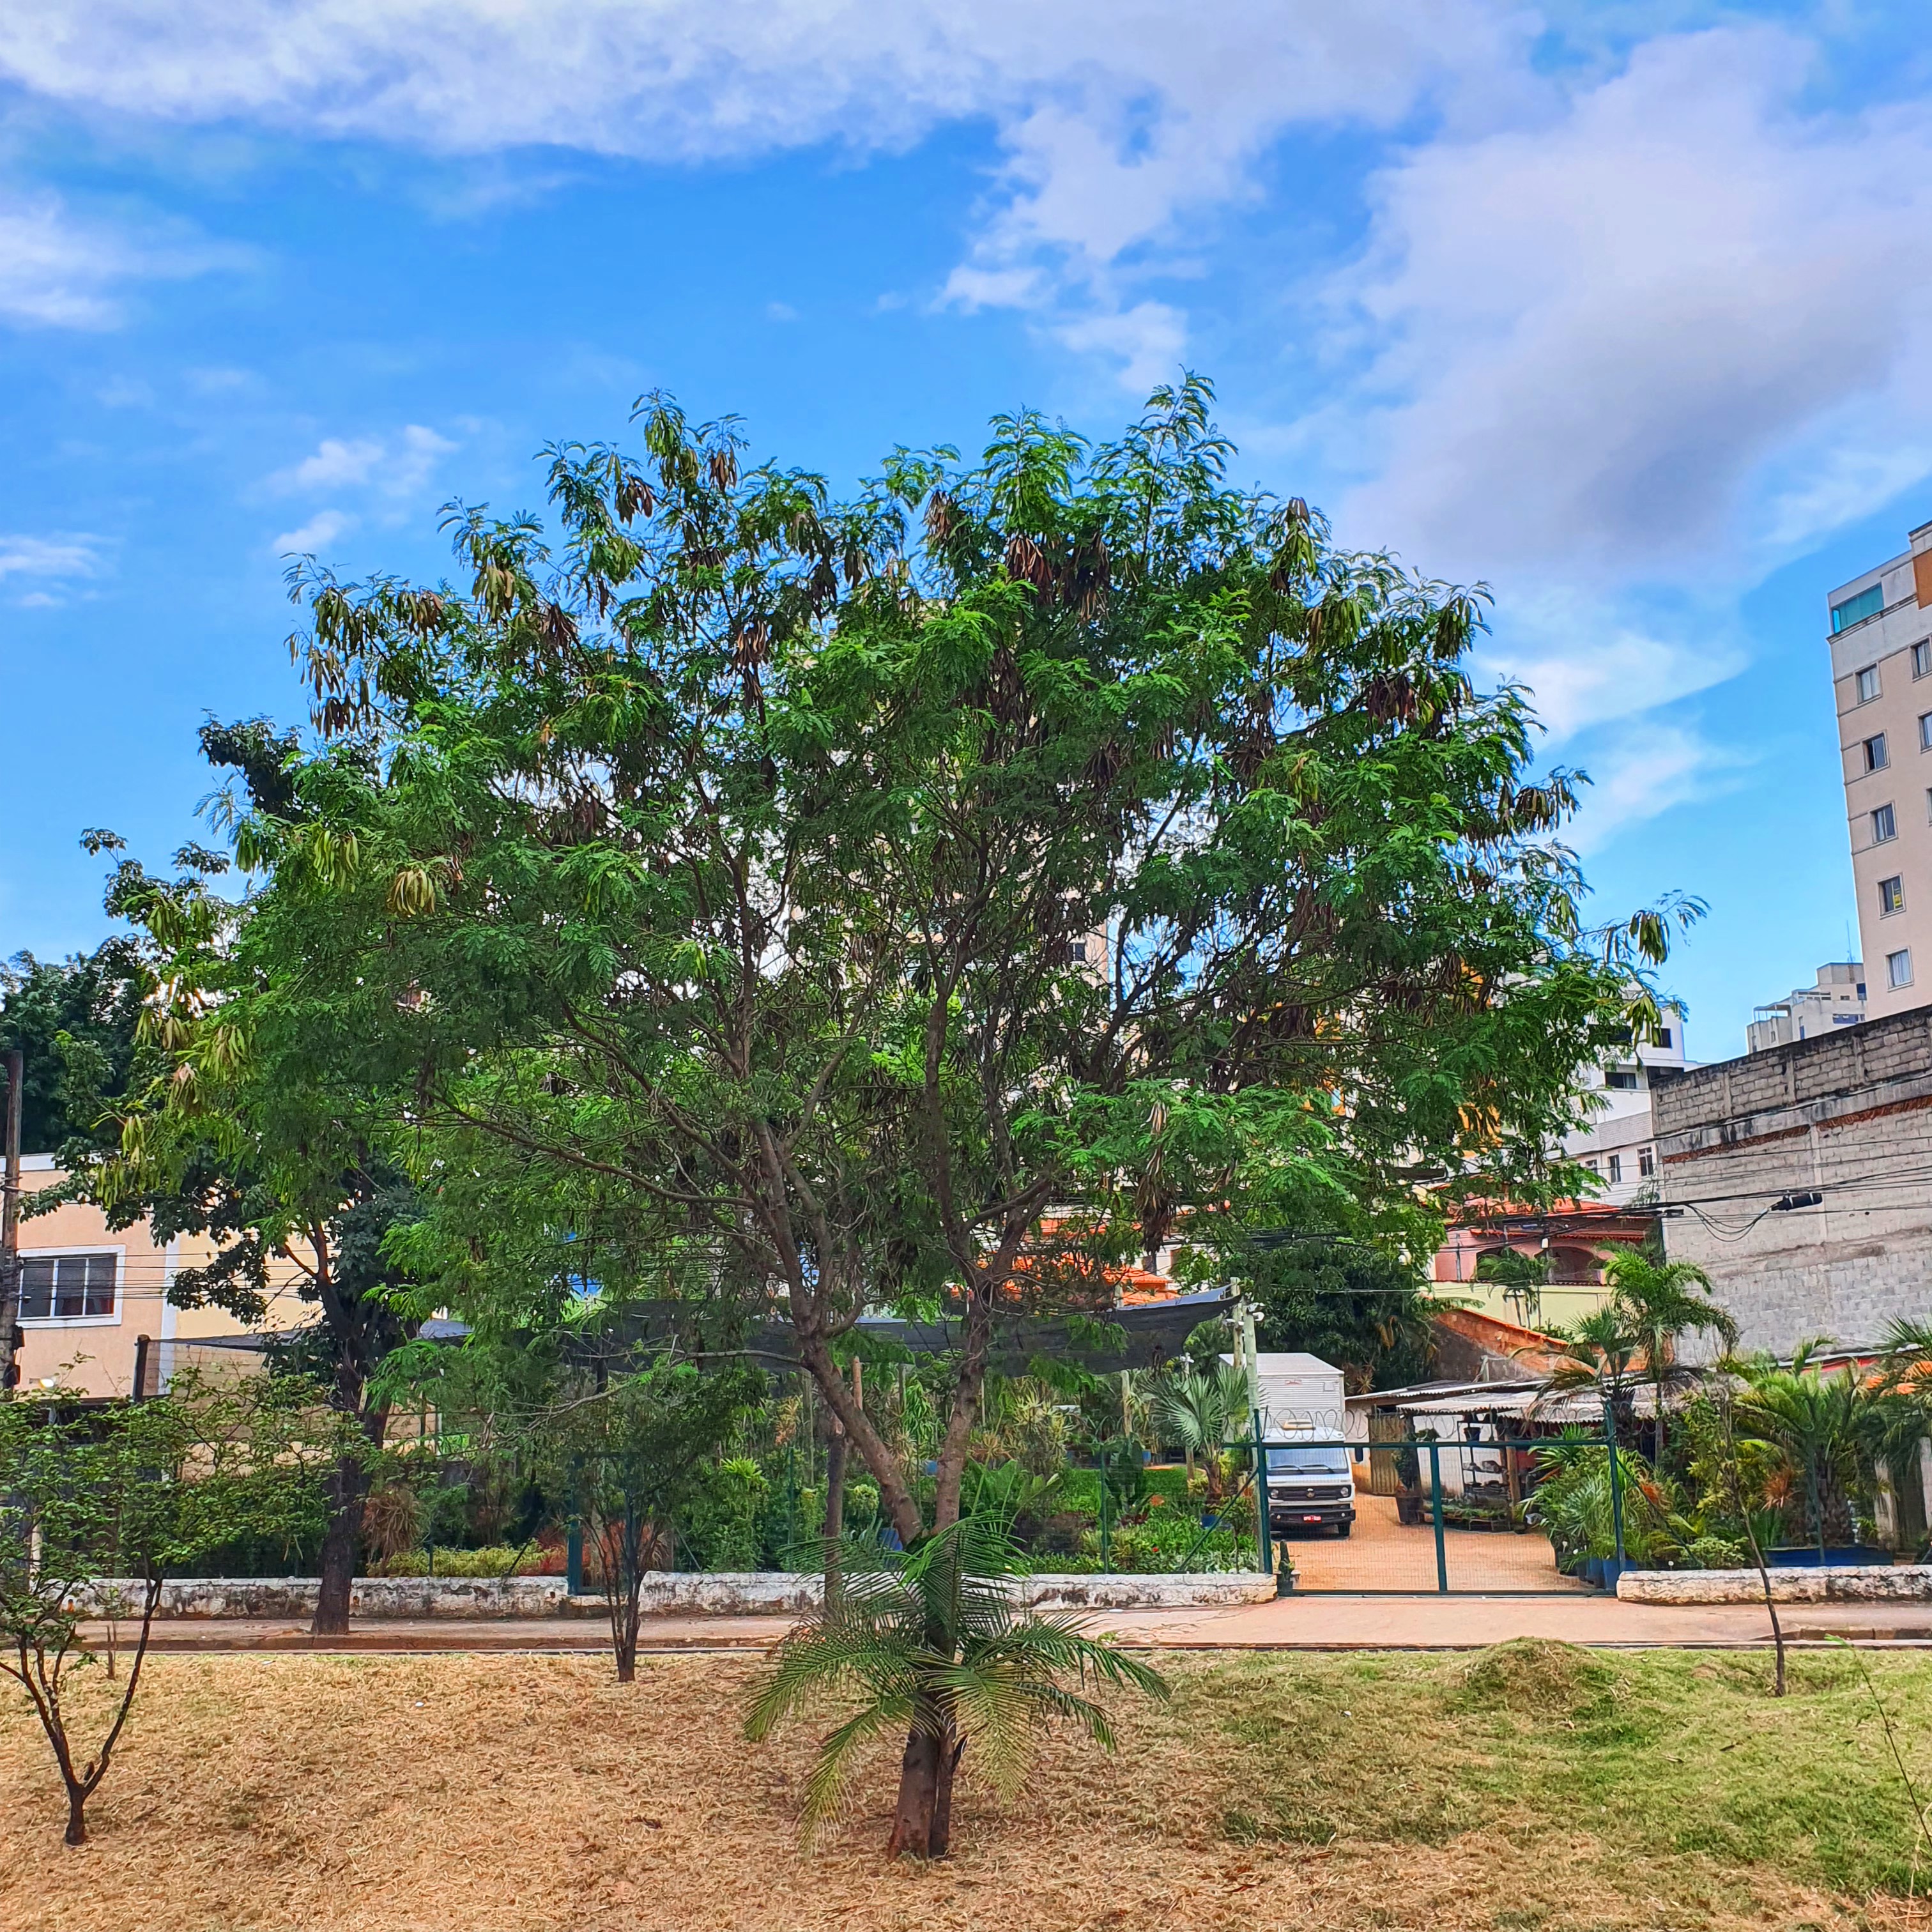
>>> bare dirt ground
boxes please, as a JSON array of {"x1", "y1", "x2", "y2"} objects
[
  {"x1": 1285, "y1": 1492, "x2": 1590, "y2": 1593},
  {"x1": 0, "y1": 1646, "x2": 1913, "y2": 1931}
]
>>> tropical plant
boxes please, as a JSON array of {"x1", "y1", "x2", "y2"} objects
[
  {"x1": 1150, "y1": 1361, "x2": 1253, "y2": 1492},
  {"x1": 1600, "y1": 1248, "x2": 1737, "y2": 1467},
  {"x1": 1473, "y1": 1246, "x2": 1553, "y2": 1327},
  {"x1": 1729, "y1": 1342, "x2": 1893, "y2": 1557},
  {"x1": 1526, "y1": 1430, "x2": 1690, "y2": 1569},
  {"x1": 744, "y1": 1513, "x2": 1167, "y2": 1857},
  {"x1": 1537, "y1": 1304, "x2": 1647, "y2": 1435}
]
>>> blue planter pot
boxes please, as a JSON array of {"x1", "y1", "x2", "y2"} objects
[
  {"x1": 1582, "y1": 1556, "x2": 1606, "y2": 1587},
  {"x1": 1767, "y1": 1545, "x2": 1894, "y2": 1568}
]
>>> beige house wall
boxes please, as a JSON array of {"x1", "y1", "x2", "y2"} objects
[{"x1": 12, "y1": 1155, "x2": 311, "y2": 1400}]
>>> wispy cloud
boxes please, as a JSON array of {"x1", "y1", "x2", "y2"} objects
[
  {"x1": 0, "y1": 532, "x2": 104, "y2": 580},
  {"x1": 0, "y1": 187, "x2": 229, "y2": 330},
  {"x1": 268, "y1": 424, "x2": 456, "y2": 499},
  {"x1": 272, "y1": 508, "x2": 354, "y2": 555}
]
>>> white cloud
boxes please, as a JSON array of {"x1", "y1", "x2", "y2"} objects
[
  {"x1": 1565, "y1": 721, "x2": 1751, "y2": 857},
  {"x1": 0, "y1": 187, "x2": 231, "y2": 330},
  {"x1": 1476, "y1": 585, "x2": 1745, "y2": 742},
  {"x1": 0, "y1": 532, "x2": 104, "y2": 580},
  {"x1": 0, "y1": 1, "x2": 1512, "y2": 381},
  {"x1": 0, "y1": 193, "x2": 144, "y2": 328},
  {"x1": 1332, "y1": 29, "x2": 1932, "y2": 587},
  {"x1": 272, "y1": 509, "x2": 355, "y2": 553},
  {"x1": 1054, "y1": 302, "x2": 1188, "y2": 395},
  {"x1": 268, "y1": 424, "x2": 456, "y2": 498}
]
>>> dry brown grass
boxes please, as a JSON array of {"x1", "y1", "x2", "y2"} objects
[{"x1": 0, "y1": 1646, "x2": 1910, "y2": 1931}]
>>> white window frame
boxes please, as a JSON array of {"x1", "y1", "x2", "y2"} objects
[
  {"x1": 1857, "y1": 664, "x2": 1882, "y2": 703},
  {"x1": 1866, "y1": 733, "x2": 1890, "y2": 772},
  {"x1": 1873, "y1": 802, "x2": 1898, "y2": 843},
  {"x1": 1637, "y1": 1146, "x2": 1656, "y2": 1179},
  {"x1": 1880, "y1": 875, "x2": 1906, "y2": 916},
  {"x1": 1916, "y1": 640, "x2": 1931, "y2": 679},
  {"x1": 1607, "y1": 1153, "x2": 1623, "y2": 1184},
  {"x1": 1889, "y1": 948, "x2": 1914, "y2": 990},
  {"x1": 16, "y1": 1246, "x2": 125, "y2": 1328}
]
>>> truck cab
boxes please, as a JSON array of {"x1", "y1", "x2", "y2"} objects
[{"x1": 1264, "y1": 1436, "x2": 1357, "y2": 1538}]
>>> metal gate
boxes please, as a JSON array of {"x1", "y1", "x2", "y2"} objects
[{"x1": 1259, "y1": 1430, "x2": 1625, "y2": 1596}]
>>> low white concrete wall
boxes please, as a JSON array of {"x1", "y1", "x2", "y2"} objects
[
  {"x1": 79, "y1": 1570, "x2": 1278, "y2": 1620},
  {"x1": 1618, "y1": 1565, "x2": 1932, "y2": 1605}
]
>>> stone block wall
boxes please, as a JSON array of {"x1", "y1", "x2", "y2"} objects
[{"x1": 1652, "y1": 1005, "x2": 1932, "y2": 1356}]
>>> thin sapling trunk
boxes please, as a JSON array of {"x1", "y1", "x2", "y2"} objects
[{"x1": 8, "y1": 1573, "x2": 164, "y2": 1845}]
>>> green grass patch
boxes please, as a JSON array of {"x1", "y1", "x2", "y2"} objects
[{"x1": 1158, "y1": 1641, "x2": 1932, "y2": 1910}]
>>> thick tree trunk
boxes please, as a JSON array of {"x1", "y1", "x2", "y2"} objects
[
  {"x1": 313, "y1": 1448, "x2": 373, "y2": 1636},
  {"x1": 930, "y1": 1736, "x2": 962, "y2": 1857},
  {"x1": 314, "y1": 1403, "x2": 388, "y2": 1637},
  {"x1": 886, "y1": 1722, "x2": 944, "y2": 1859},
  {"x1": 64, "y1": 1786, "x2": 87, "y2": 1847}
]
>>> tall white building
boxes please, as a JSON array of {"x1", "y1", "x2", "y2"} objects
[
  {"x1": 1747, "y1": 961, "x2": 1866, "y2": 1055},
  {"x1": 1831, "y1": 517, "x2": 1932, "y2": 1018}
]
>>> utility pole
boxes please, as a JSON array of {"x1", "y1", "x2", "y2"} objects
[{"x1": 1, "y1": 1048, "x2": 22, "y2": 1391}]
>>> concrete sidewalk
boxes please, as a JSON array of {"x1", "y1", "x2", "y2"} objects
[{"x1": 102, "y1": 1592, "x2": 1932, "y2": 1655}]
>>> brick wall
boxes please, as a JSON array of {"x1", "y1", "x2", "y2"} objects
[{"x1": 1653, "y1": 1004, "x2": 1932, "y2": 1356}]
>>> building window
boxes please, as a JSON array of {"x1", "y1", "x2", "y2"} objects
[
  {"x1": 1889, "y1": 948, "x2": 1914, "y2": 990},
  {"x1": 1834, "y1": 585, "x2": 1885, "y2": 632},
  {"x1": 1881, "y1": 875, "x2": 1906, "y2": 916},
  {"x1": 1607, "y1": 1154, "x2": 1623, "y2": 1183},
  {"x1": 18, "y1": 1253, "x2": 118, "y2": 1322},
  {"x1": 1866, "y1": 733, "x2": 1890, "y2": 772},
  {"x1": 1916, "y1": 640, "x2": 1931, "y2": 678},
  {"x1": 1921, "y1": 713, "x2": 1932, "y2": 753},
  {"x1": 1857, "y1": 664, "x2": 1882, "y2": 703},
  {"x1": 1638, "y1": 1146, "x2": 1656, "y2": 1178},
  {"x1": 1606, "y1": 1068, "x2": 1641, "y2": 1091},
  {"x1": 1657, "y1": 1025, "x2": 1673, "y2": 1048},
  {"x1": 1874, "y1": 803, "x2": 1899, "y2": 843}
]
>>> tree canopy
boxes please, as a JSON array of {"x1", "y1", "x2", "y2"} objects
[{"x1": 103, "y1": 378, "x2": 1691, "y2": 1552}]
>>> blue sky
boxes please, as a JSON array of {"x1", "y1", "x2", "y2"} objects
[{"x1": 1, "y1": 2, "x2": 1929, "y2": 1058}]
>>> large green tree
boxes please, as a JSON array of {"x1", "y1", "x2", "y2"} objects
[
  {"x1": 78, "y1": 721, "x2": 424, "y2": 1636},
  {"x1": 130, "y1": 378, "x2": 1690, "y2": 1853},
  {"x1": 0, "y1": 935, "x2": 146, "y2": 1159}
]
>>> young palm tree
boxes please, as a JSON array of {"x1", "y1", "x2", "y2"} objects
[
  {"x1": 1729, "y1": 1342, "x2": 1890, "y2": 1557},
  {"x1": 1150, "y1": 1360, "x2": 1252, "y2": 1489},
  {"x1": 1537, "y1": 1302, "x2": 1646, "y2": 1436},
  {"x1": 1600, "y1": 1248, "x2": 1737, "y2": 1466},
  {"x1": 1474, "y1": 1246, "x2": 1553, "y2": 1326},
  {"x1": 745, "y1": 1513, "x2": 1167, "y2": 1859}
]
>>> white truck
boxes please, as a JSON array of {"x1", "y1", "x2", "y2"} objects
[{"x1": 1246, "y1": 1351, "x2": 1356, "y2": 1539}]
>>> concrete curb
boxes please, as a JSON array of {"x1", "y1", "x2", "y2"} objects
[{"x1": 1617, "y1": 1563, "x2": 1932, "y2": 1604}]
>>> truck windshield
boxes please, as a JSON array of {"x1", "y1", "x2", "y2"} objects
[{"x1": 1266, "y1": 1445, "x2": 1349, "y2": 1476}]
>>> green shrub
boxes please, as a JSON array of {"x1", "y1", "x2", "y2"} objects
[
  {"x1": 1684, "y1": 1534, "x2": 1748, "y2": 1570},
  {"x1": 679, "y1": 1455, "x2": 770, "y2": 1571},
  {"x1": 372, "y1": 1544, "x2": 544, "y2": 1577}
]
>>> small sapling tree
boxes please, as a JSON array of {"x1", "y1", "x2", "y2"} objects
[
  {"x1": 533, "y1": 1360, "x2": 764, "y2": 1682},
  {"x1": 0, "y1": 1375, "x2": 341, "y2": 1844}
]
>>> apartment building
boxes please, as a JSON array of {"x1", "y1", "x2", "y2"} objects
[
  {"x1": 1832, "y1": 518, "x2": 1932, "y2": 1018},
  {"x1": 1561, "y1": 1003, "x2": 1688, "y2": 1204},
  {"x1": 1747, "y1": 961, "x2": 1866, "y2": 1055}
]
